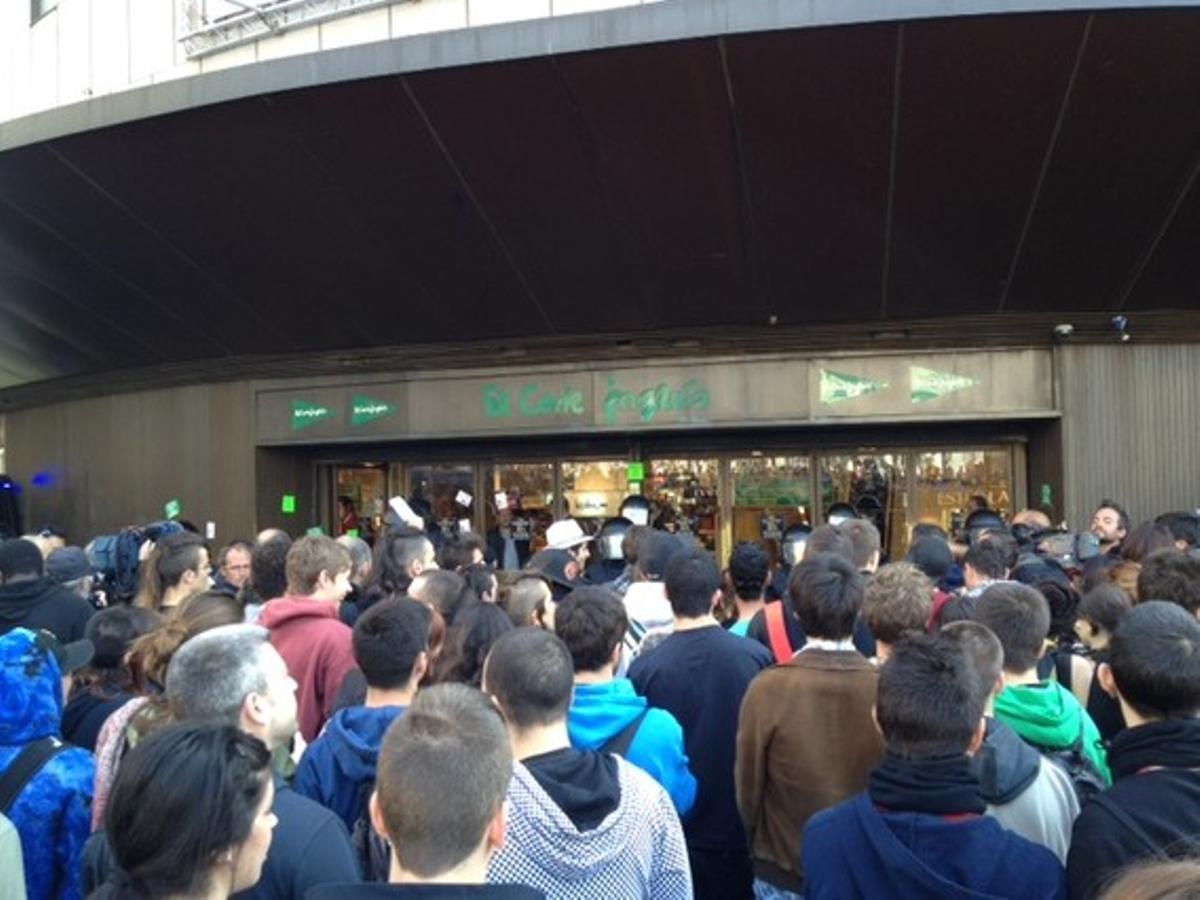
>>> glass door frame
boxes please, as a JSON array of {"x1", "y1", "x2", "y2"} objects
[{"x1": 321, "y1": 441, "x2": 1025, "y2": 563}]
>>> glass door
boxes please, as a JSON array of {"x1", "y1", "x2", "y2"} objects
[
  {"x1": 561, "y1": 460, "x2": 633, "y2": 534},
  {"x1": 819, "y1": 452, "x2": 908, "y2": 562},
  {"x1": 483, "y1": 462, "x2": 557, "y2": 566},
  {"x1": 645, "y1": 458, "x2": 720, "y2": 553},
  {"x1": 730, "y1": 455, "x2": 813, "y2": 566},
  {"x1": 912, "y1": 449, "x2": 1014, "y2": 535},
  {"x1": 407, "y1": 464, "x2": 476, "y2": 540},
  {"x1": 334, "y1": 465, "x2": 386, "y2": 542}
]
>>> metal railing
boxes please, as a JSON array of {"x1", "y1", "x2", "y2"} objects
[{"x1": 178, "y1": 0, "x2": 399, "y2": 59}]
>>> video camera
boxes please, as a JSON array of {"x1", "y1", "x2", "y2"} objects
[
  {"x1": 1016, "y1": 527, "x2": 1101, "y2": 571},
  {"x1": 86, "y1": 519, "x2": 184, "y2": 604}
]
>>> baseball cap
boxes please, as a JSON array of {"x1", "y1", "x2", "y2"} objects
[
  {"x1": 46, "y1": 546, "x2": 91, "y2": 584},
  {"x1": 525, "y1": 549, "x2": 580, "y2": 590}
]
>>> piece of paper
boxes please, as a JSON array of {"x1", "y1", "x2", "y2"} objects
[
  {"x1": 389, "y1": 496, "x2": 424, "y2": 528},
  {"x1": 494, "y1": 491, "x2": 509, "y2": 511},
  {"x1": 456, "y1": 490, "x2": 473, "y2": 508},
  {"x1": 458, "y1": 518, "x2": 472, "y2": 534},
  {"x1": 205, "y1": 521, "x2": 216, "y2": 540}
]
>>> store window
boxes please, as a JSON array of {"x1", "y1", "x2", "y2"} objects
[
  {"x1": 646, "y1": 458, "x2": 720, "y2": 552},
  {"x1": 408, "y1": 464, "x2": 475, "y2": 539},
  {"x1": 731, "y1": 456, "x2": 812, "y2": 564},
  {"x1": 561, "y1": 461, "x2": 631, "y2": 531},
  {"x1": 913, "y1": 450, "x2": 1013, "y2": 536},
  {"x1": 335, "y1": 466, "x2": 385, "y2": 541},
  {"x1": 483, "y1": 463, "x2": 556, "y2": 563},
  {"x1": 820, "y1": 453, "x2": 908, "y2": 562}
]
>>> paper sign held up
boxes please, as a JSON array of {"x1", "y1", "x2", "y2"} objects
[{"x1": 456, "y1": 490, "x2": 473, "y2": 508}]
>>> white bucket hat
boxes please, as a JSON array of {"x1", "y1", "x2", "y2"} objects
[{"x1": 545, "y1": 519, "x2": 593, "y2": 551}]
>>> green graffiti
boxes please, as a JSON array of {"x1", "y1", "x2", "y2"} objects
[
  {"x1": 602, "y1": 376, "x2": 710, "y2": 424},
  {"x1": 484, "y1": 383, "x2": 585, "y2": 419}
]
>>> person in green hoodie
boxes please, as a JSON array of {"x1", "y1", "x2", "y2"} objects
[{"x1": 973, "y1": 582, "x2": 1111, "y2": 787}]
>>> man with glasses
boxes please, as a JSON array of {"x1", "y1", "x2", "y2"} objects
[{"x1": 214, "y1": 541, "x2": 254, "y2": 597}]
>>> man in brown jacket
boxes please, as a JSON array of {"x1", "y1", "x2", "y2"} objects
[{"x1": 736, "y1": 552, "x2": 885, "y2": 898}]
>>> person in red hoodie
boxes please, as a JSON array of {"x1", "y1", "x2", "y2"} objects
[{"x1": 260, "y1": 536, "x2": 355, "y2": 743}]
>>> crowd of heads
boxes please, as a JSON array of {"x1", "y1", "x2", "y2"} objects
[{"x1": 1, "y1": 493, "x2": 1199, "y2": 899}]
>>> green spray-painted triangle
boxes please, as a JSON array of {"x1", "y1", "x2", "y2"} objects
[
  {"x1": 819, "y1": 369, "x2": 889, "y2": 405},
  {"x1": 910, "y1": 366, "x2": 980, "y2": 404},
  {"x1": 351, "y1": 395, "x2": 397, "y2": 427},
  {"x1": 292, "y1": 399, "x2": 334, "y2": 431}
]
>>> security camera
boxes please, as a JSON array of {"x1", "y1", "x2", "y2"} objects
[
  {"x1": 1053, "y1": 324, "x2": 1074, "y2": 338},
  {"x1": 1111, "y1": 315, "x2": 1131, "y2": 342}
]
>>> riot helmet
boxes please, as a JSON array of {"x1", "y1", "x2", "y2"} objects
[
  {"x1": 597, "y1": 517, "x2": 633, "y2": 562},
  {"x1": 619, "y1": 495, "x2": 651, "y2": 527},
  {"x1": 825, "y1": 502, "x2": 858, "y2": 527},
  {"x1": 964, "y1": 508, "x2": 1007, "y2": 546},
  {"x1": 780, "y1": 523, "x2": 813, "y2": 567}
]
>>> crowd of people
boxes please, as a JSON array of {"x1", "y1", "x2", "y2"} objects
[{"x1": 0, "y1": 496, "x2": 1199, "y2": 899}]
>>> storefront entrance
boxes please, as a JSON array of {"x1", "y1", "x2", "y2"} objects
[{"x1": 320, "y1": 443, "x2": 1021, "y2": 565}]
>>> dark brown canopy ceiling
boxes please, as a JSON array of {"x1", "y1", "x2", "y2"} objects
[{"x1": 0, "y1": 3, "x2": 1198, "y2": 403}]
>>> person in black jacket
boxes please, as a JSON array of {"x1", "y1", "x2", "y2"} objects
[
  {"x1": 1066, "y1": 602, "x2": 1200, "y2": 899},
  {"x1": 0, "y1": 537, "x2": 94, "y2": 642}
]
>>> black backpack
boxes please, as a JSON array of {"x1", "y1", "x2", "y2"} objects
[
  {"x1": 1035, "y1": 727, "x2": 1108, "y2": 805},
  {"x1": 350, "y1": 778, "x2": 391, "y2": 882}
]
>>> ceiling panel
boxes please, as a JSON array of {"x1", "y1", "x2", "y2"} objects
[
  {"x1": 1004, "y1": 9, "x2": 1200, "y2": 312},
  {"x1": 887, "y1": 13, "x2": 1082, "y2": 318}
]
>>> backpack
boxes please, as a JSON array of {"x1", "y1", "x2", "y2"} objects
[
  {"x1": 1035, "y1": 727, "x2": 1108, "y2": 805},
  {"x1": 350, "y1": 778, "x2": 391, "y2": 882},
  {"x1": 0, "y1": 737, "x2": 68, "y2": 814}
]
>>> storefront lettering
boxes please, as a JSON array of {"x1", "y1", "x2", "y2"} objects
[
  {"x1": 483, "y1": 383, "x2": 586, "y2": 420},
  {"x1": 292, "y1": 399, "x2": 334, "y2": 431},
  {"x1": 602, "y1": 376, "x2": 710, "y2": 424}
]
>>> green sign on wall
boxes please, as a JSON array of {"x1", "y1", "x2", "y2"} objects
[
  {"x1": 292, "y1": 400, "x2": 334, "y2": 431},
  {"x1": 819, "y1": 369, "x2": 888, "y2": 405},
  {"x1": 351, "y1": 396, "x2": 397, "y2": 427},
  {"x1": 911, "y1": 366, "x2": 980, "y2": 404}
]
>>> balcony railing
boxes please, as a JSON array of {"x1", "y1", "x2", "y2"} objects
[{"x1": 178, "y1": 0, "x2": 399, "y2": 59}]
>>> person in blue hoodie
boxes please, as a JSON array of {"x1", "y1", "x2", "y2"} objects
[
  {"x1": 803, "y1": 632, "x2": 1066, "y2": 900},
  {"x1": 554, "y1": 586, "x2": 697, "y2": 816},
  {"x1": 294, "y1": 597, "x2": 431, "y2": 832},
  {"x1": 0, "y1": 627, "x2": 95, "y2": 900}
]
